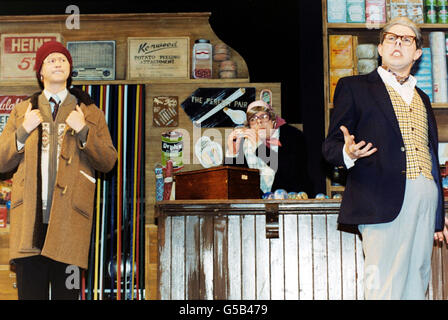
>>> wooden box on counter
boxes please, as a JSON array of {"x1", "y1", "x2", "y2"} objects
[{"x1": 174, "y1": 166, "x2": 260, "y2": 200}]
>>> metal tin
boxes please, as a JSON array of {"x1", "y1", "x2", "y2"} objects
[
  {"x1": 438, "y1": 5, "x2": 448, "y2": 23},
  {"x1": 161, "y1": 131, "x2": 183, "y2": 170},
  {"x1": 425, "y1": 4, "x2": 438, "y2": 23}
]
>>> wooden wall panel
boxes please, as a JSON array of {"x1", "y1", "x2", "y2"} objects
[
  {"x1": 0, "y1": 268, "x2": 17, "y2": 300},
  {"x1": 327, "y1": 214, "x2": 342, "y2": 299},
  {"x1": 145, "y1": 224, "x2": 158, "y2": 300},
  {"x1": 185, "y1": 216, "x2": 200, "y2": 299},
  {"x1": 283, "y1": 214, "x2": 299, "y2": 300},
  {"x1": 0, "y1": 227, "x2": 17, "y2": 300},
  {"x1": 199, "y1": 215, "x2": 214, "y2": 300},
  {"x1": 170, "y1": 216, "x2": 185, "y2": 299},
  {"x1": 341, "y1": 230, "x2": 357, "y2": 300},
  {"x1": 158, "y1": 215, "x2": 171, "y2": 300},
  {"x1": 213, "y1": 216, "x2": 228, "y2": 299},
  {"x1": 227, "y1": 215, "x2": 241, "y2": 300},
  {"x1": 355, "y1": 234, "x2": 365, "y2": 300},
  {"x1": 241, "y1": 215, "x2": 256, "y2": 300},
  {"x1": 298, "y1": 214, "x2": 313, "y2": 299},
  {"x1": 313, "y1": 214, "x2": 328, "y2": 300},
  {"x1": 255, "y1": 214, "x2": 270, "y2": 299},
  {"x1": 270, "y1": 215, "x2": 285, "y2": 299}
]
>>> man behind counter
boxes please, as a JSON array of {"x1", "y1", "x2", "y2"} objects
[{"x1": 225, "y1": 100, "x2": 312, "y2": 197}]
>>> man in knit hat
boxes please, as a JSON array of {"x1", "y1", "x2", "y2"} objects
[{"x1": 0, "y1": 40, "x2": 117, "y2": 299}]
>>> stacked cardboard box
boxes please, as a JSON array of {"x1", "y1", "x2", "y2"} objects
[
  {"x1": 329, "y1": 35, "x2": 357, "y2": 102},
  {"x1": 414, "y1": 48, "x2": 434, "y2": 102},
  {"x1": 327, "y1": 0, "x2": 425, "y2": 24}
]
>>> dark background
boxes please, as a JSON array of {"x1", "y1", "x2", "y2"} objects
[{"x1": 1, "y1": 0, "x2": 326, "y2": 195}]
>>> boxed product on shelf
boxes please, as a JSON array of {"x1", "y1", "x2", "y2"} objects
[
  {"x1": 329, "y1": 35, "x2": 355, "y2": 68},
  {"x1": 366, "y1": 0, "x2": 387, "y2": 24},
  {"x1": 413, "y1": 47, "x2": 433, "y2": 102},
  {"x1": 389, "y1": 0, "x2": 425, "y2": 23},
  {"x1": 347, "y1": 0, "x2": 366, "y2": 22},
  {"x1": 327, "y1": 0, "x2": 347, "y2": 22},
  {"x1": 329, "y1": 35, "x2": 358, "y2": 102},
  {"x1": 330, "y1": 68, "x2": 354, "y2": 102}
]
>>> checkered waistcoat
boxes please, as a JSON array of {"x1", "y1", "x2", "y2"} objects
[{"x1": 385, "y1": 84, "x2": 433, "y2": 180}]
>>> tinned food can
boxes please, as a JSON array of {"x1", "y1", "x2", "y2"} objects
[
  {"x1": 438, "y1": 4, "x2": 448, "y2": 23},
  {"x1": 161, "y1": 131, "x2": 183, "y2": 170},
  {"x1": 425, "y1": 3, "x2": 437, "y2": 23}
]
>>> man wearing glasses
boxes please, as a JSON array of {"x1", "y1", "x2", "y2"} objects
[
  {"x1": 323, "y1": 17, "x2": 448, "y2": 299},
  {"x1": 225, "y1": 100, "x2": 312, "y2": 196}
]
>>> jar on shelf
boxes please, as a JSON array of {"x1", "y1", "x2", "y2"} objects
[{"x1": 192, "y1": 39, "x2": 212, "y2": 79}]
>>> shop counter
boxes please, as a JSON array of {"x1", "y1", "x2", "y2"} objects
[{"x1": 155, "y1": 199, "x2": 448, "y2": 300}]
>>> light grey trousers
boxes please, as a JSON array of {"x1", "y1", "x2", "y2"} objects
[{"x1": 358, "y1": 174, "x2": 438, "y2": 300}]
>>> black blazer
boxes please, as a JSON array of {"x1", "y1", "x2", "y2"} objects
[
  {"x1": 225, "y1": 124, "x2": 313, "y2": 195},
  {"x1": 322, "y1": 70, "x2": 444, "y2": 231}
]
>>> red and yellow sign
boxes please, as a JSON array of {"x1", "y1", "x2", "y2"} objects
[{"x1": 0, "y1": 33, "x2": 62, "y2": 80}]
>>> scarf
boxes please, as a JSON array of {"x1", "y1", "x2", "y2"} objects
[
  {"x1": 264, "y1": 115, "x2": 286, "y2": 148},
  {"x1": 381, "y1": 65, "x2": 410, "y2": 85}
]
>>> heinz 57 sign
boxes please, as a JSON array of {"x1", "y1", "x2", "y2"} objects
[{"x1": 0, "y1": 33, "x2": 62, "y2": 80}]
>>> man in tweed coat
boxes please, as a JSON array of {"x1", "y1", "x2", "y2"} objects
[
  {"x1": 0, "y1": 41, "x2": 117, "y2": 299},
  {"x1": 323, "y1": 17, "x2": 448, "y2": 299}
]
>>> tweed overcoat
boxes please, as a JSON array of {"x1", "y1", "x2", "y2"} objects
[{"x1": 0, "y1": 92, "x2": 117, "y2": 269}]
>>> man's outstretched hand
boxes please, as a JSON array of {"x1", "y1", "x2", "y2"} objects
[{"x1": 340, "y1": 125, "x2": 378, "y2": 160}]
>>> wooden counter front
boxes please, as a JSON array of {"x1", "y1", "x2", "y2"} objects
[{"x1": 155, "y1": 199, "x2": 448, "y2": 300}]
